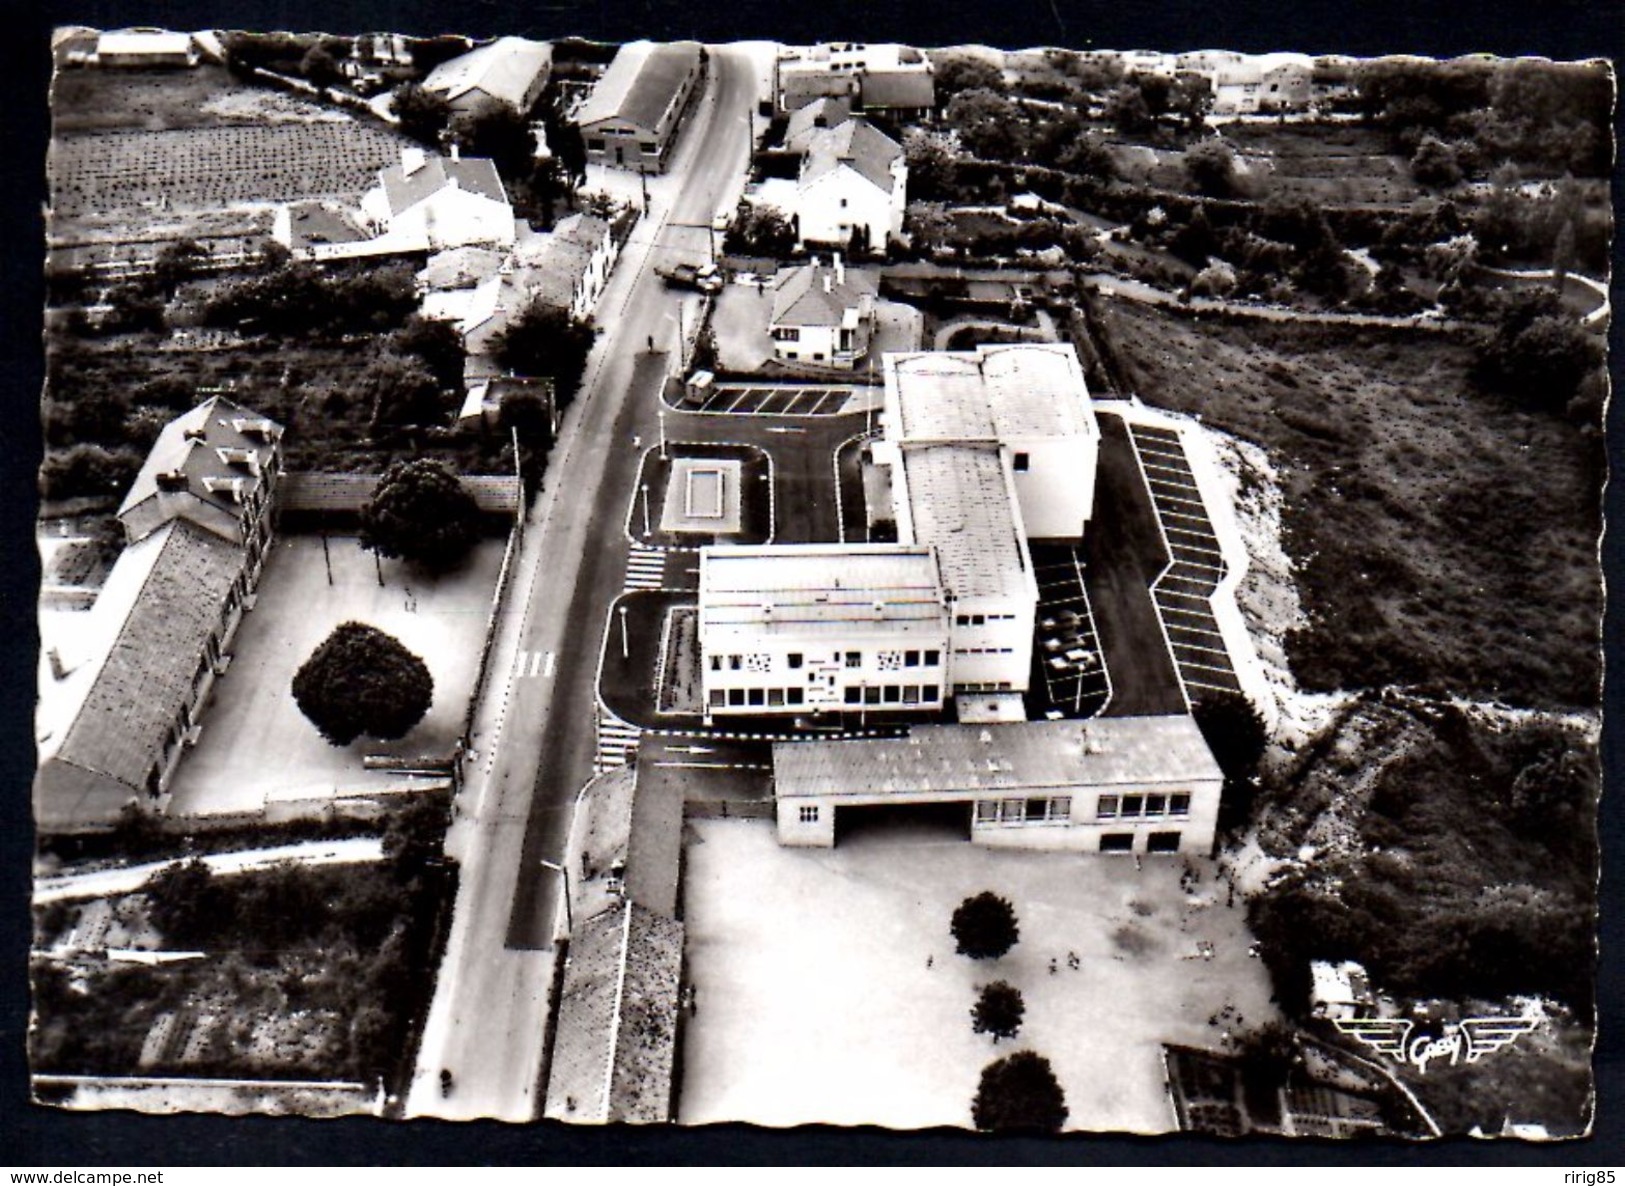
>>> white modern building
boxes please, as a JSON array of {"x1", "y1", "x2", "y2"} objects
[
  {"x1": 773, "y1": 715, "x2": 1224, "y2": 854},
  {"x1": 698, "y1": 343, "x2": 1098, "y2": 716},
  {"x1": 699, "y1": 545, "x2": 950, "y2": 721}
]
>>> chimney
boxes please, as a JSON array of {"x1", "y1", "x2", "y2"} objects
[
  {"x1": 823, "y1": 273, "x2": 832, "y2": 294},
  {"x1": 834, "y1": 252, "x2": 845, "y2": 286},
  {"x1": 450, "y1": 142, "x2": 460, "y2": 162},
  {"x1": 402, "y1": 146, "x2": 426, "y2": 175}
]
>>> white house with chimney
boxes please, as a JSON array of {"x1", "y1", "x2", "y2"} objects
[
  {"x1": 359, "y1": 146, "x2": 516, "y2": 251},
  {"x1": 768, "y1": 257, "x2": 879, "y2": 368},
  {"x1": 792, "y1": 116, "x2": 906, "y2": 251}
]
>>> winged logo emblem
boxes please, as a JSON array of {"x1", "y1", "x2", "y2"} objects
[{"x1": 1335, "y1": 1015, "x2": 1540, "y2": 1073}]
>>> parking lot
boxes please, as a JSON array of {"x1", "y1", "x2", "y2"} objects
[
  {"x1": 1030, "y1": 545, "x2": 1111, "y2": 718},
  {"x1": 682, "y1": 384, "x2": 857, "y2": 416},
  {"x1": 1127, "y1": 423, "x2": 1242, "y2": 700}
]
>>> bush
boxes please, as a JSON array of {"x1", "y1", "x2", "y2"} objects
[{"x1": 38, "y1": 444, "x2": 142, "y2": 501}]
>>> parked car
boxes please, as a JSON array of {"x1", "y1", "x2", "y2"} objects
[{"x1": 658, "y1": 261, "x2": 723, "y2": 293}]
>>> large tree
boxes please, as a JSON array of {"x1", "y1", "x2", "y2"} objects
[
  {"x1": 292, "y1": 622, "x2": 435, "y2": 746},
  {"x1": 970, "y1": 981, "x2": 1026, "y2": 1043},
  {"x1": 142, "y1": 858, "x2": 222, "y2": 947},
  {"x1": 360, "y1": 459, "x2": 483, "y2": 571},
  {"x1": 971, "y1": 1051, "x2": 1069, "y2": 1133},
  {"x1": 1193, "y1": 690, "x2": 1268, "y2": 833},
  {"x1": 489, "y1": 300, "x2": 596, "y2": 406},
  {"x1": 451, "y1": 99, "x2": 537, "y2": 180},
  {"x1": 363, "y1": 353, "x2": 449, "y2": 434},
  {"x1": 392, "y1": 82, "x2": 453, "y2": 147},
  {"x1": 951, "y1": 891, "x2": 1021, "y2": 960}
]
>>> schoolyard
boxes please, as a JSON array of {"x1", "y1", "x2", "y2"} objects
[
  {"x1": 678, "y1": 818, "x2": 1274, "y2": 1131},
  {"x1": 165, "y1": 534, "x2": 503, "y2": 818}
]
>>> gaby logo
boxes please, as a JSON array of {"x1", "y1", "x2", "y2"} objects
[{"x1": 1334, "y1": 1016, "x2": 1541, "y2": 1073}]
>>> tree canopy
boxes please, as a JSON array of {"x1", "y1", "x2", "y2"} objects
[
  {"x1": 971, "y1": 981, "x2": 1026, "y2": 1043},
  {"x1": 951, "y1": 891, "x2": 1021, "y2": 960},
  {"x1": 971, "y1": 1051, "x2": 1069, "y2": 1133},
  {"x1": 292, "y1": 622, "x2": 435, "y2": 746},
  {"x1": 451, "y1": 100, "x2": 537, "y2": 181},
  {"x1": 489, "y1": 300, "x2": 597, "y2": 406},
  {"x1": 360, "y1": 459, "x2": 484, "y2": 571},
  {"x1": 392, "y1": 82, "x2": 454, "y2": 147}
]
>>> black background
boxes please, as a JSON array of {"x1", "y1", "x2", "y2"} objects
[{"x1": 3, "y1": 0, "x2": 1622, "y2": 1167}]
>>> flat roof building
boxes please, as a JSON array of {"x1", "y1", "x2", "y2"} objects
[
  {"x1": 773, "y1": 715, "x2": 1224, "y2": 854},
  {"x1": 699, "y1": 544, "x2": 950, "y2": 720}
]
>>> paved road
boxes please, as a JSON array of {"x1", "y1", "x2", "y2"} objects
[
  {"x1": 34, "y1": 839, "x2": 384, "y2": 904},
  {"x1": 403, "y1": 46, "x2": 762, "y2": 1123}
]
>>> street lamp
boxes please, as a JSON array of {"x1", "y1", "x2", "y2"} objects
[
  {"x1": 641, "y1": 482, "x2": 652, "y2": 537},
  {"x1": 658, "y1": 402, "x2": 668, "y2": 461},
  {"x1": 618, "y1": 603, "x2": 630, "y2": 660},
  {"x1": 538, "y1": 858, "x2": 573, "y2": 936}
]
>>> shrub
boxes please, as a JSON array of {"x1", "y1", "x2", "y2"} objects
[{"x1": 292, "y1": 622, "x2": 434, "y2": 746}]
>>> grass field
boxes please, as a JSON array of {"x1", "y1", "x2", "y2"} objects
[{"x1": 1100, "y1": 299, "x2": 1601, "y2": 709}]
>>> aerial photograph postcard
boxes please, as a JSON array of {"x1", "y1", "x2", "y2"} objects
[{"x1": 28, "y1": 24, "x2": 1611, "y2": 1142}]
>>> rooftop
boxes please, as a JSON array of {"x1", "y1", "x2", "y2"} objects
[
  {"x1": 423, "y1": 36, "x2": 551, "y2": 109},
  {"x1": 785, "y1": 96, "x2": 854, "y2": 151},
  {"x1": 700, "y1": 544, "x2": 947, "y2": 636},
  {"x1": 39, "y1": 520, "x2": 244, "y2": 820},
  {"x1": 771, "y1": 260, "x2": 878, "y2": 327},
  {"x1": 378, "y1": 152, "x2": 508, "y2": 218},
  {"x1": 118, "y1": 397, "x2": 283, "y2": 535},
  {"x1": 773, "y1": 714, "x2": 1224, "y2": 800},
  {"x1": 543, "y1": 901, "x2": 684, "y2": 1123},
  {"x1": 897, "y1": 445, "x2": 1029, "y2": 602},
  {"x1": 800, "y1": 118, "x2": 902, "y2": 192},
  {"x1": 575, "y1": 40, "x2": 702, "y2": 133},
  {"x1": 885, "y1": 343, "x2": 1095, "y2": 443}
]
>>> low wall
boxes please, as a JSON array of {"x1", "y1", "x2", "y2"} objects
[{"x1": 682, "y1": 799, "x2": 774, "y2": 821}]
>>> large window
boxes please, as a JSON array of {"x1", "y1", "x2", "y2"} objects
[
  {"x1": 1097, "y1": 795, "x2": 1120, "y2": 819},
  {"x1": 788, "y1": 652, "x2": 804, "y2": 669},
  {"x1": 1100, "y1": 833, "x2": 1134, "y2": 853},
  {"x1": 799, "y1": 805, "x2": 820, "y2": 824},
  {"x1": 845, "y1": 651, "x2": 862, "y2": 668},
  {"x1": 1148, "y1": 831, "x2": 1182, "y2": 853},
  {"x1": 978, "y1": 798, "x2": 1073, "y2": 826}
]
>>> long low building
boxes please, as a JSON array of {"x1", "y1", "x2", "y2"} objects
[
  {"x1": 576, "y1": 40, "x2": 704, "y2": 174},
  {"x1": 772, "y1": 715, "x2": 1225, "y2": 854},
  {"x1": 36, "y1": 398, "x2": 283, "y2": 832}
]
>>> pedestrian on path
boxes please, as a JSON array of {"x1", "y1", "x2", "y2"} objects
[{"x1": 926, "y1": 955, "x2": 933, "y2": 970}]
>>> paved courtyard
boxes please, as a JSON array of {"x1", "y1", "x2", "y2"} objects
[
  {"x1": 165, "y1": 534, "x2": 504, "y2": 818},
  {"x1": 678, "y1": 818, "x2": 1274, "y2": 1131}
]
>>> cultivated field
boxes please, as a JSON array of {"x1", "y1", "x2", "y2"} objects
[
  {"x1": 50, "y1": 122, "x2": 411, "y2": 218},
  {"x1": 1100, "y1": 299, "x2": 1602, "y2": 708}
]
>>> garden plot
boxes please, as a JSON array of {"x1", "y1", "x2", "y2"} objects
[{"x1": 50, "y1": 121, "x2": 413, "y2": 218}]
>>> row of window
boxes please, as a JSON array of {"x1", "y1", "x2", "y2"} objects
[
  {"x1": 710, "y1": 686, "x2": 806, "y2": 709},
  {"x1": 975, "y1": 797, "x2": 1072, "y2": 826},
  {"x1": 586, "y1": 136, "x2": 659, "y2": 153},
  {"x1": 954, "y1": 613, "x2": 1017, "y2": 627},
  {"x1": 708, "y1": 683, "x2": 943, "y2": 709},
  {"x1": 955, "y1": 681, "x2": 1015, "y2": 693},
  {"x1": 1097, "y1": 793, "x2": 1191, "y2": 820},
  {"x1": 709, "y1": 649, "x2": 942, "y2": 673},
  {"x1": 844, "y1": 684, "x2": 940, "y2": 706},
  {"x1": 954, "y1": 647, "x2": 1015, "y2": 655},
  {"x1": 1101, "y1": 831, "x2": 1184, "y2": 853}
]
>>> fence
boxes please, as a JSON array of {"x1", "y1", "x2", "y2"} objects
[
  {"x1": 682, "y1": 799, "x2": 775, "y2": 821},
  {"x1": 458, "y1": 430, "x2": 528, "y2": 758}
]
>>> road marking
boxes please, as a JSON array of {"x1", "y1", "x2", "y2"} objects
[{"x1": 543, "y1": 651, "x2": 555, "y2": 679}]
